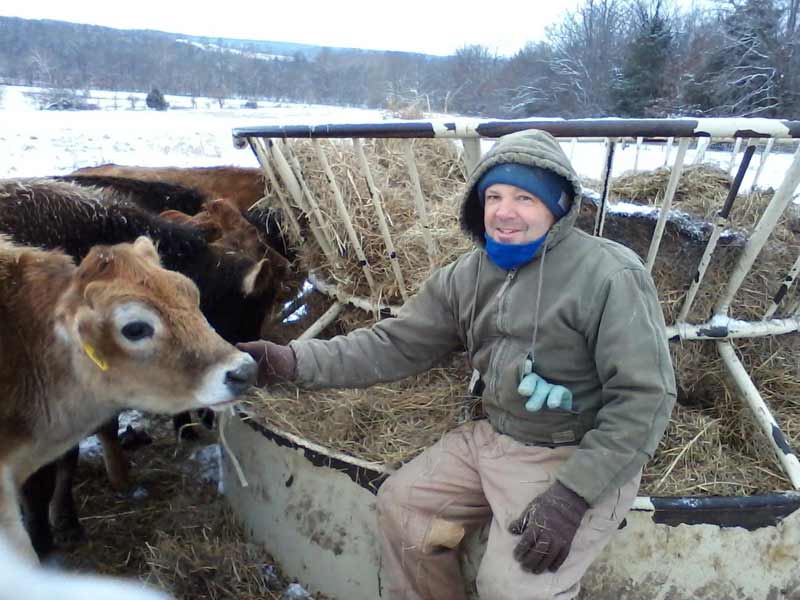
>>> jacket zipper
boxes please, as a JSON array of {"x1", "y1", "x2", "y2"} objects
[{"x1": 487, "y1": 269, "x2": 517, "y2": 404}]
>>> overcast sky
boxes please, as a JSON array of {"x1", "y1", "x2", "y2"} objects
[{"x1": 1, "y1": 0, "x2": 710, "y2": 57}]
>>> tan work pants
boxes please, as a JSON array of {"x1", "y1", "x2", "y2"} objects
[{"x1": 376, "y1": 419, "x2": 640, "y2": 600}]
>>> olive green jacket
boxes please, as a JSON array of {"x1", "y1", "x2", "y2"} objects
[{"x1": 291, "y1": 130, "x2": 676, "y2": 505}]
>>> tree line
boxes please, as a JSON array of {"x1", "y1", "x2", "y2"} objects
[{"x1": 0, "y1": 0, "x2": 797, "y2": 118}]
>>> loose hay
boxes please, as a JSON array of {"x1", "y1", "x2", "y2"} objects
[
  {"x1": 277, "y1": 138, "x2": 471, "y2": 302},
  {"x1": 256, "y1": 151, "x2": 800, "y2": 496},
  {"x1": 60, "y1": 415, "x2": 321, "y2": 599}
]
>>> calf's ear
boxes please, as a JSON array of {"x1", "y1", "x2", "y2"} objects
[
  {"x1": 133, "y1": 236, "x2": 161, "y2": 265},
  {"x1": 241, "y1": 259, "x2": 274, "y2": 297}
]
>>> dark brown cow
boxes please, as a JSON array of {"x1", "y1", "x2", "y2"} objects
[
  {"x1": 71, "y1": 164, "x2": 266, "y2": 212},
  {"x1": 0, "y1": 234, "x2": 256, "y2": 562}
]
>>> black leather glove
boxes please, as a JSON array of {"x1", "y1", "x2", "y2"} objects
[
  {"x1": 235, "y1": 340, "x2": 297, "y2": 387},
  {"x1": 507, "y1": 481, "x2": 589, "y2": 574}
]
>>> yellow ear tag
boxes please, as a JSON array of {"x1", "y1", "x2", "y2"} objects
[{"x1": 82, "y1": 343, "x2": 109, "y2": 371}]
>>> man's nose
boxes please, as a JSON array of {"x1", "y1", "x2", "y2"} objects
[{"x1": 495, "y1": 197, "x2": 516, "y2": 218}]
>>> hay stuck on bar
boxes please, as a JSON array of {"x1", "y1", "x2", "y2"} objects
[{"x1": 256, "y1": 148, "x2": 800, "y2": 496}]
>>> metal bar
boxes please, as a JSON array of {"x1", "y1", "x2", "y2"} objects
[
  {"x1": 402, "y1": 140, "x2": 438, "y2": 266},
  {"x1": 728, "y1": 137, "x2": 744, "y2": 174},
  {"x1": 667, "y1": 316, "x2": 800, "y2": 340},
  {"x1": 715, "y1": 145, "x2": 800, "y2": 315},
  {"x1": 645, "y1": 138, "x2": 690, "y2": 272},
  {"x1": 232, "y1": 118, "x2": 800, "y2": 143},
  {"x1": 764, "y1": 253, "x2": 800, "y2": 320},
  {"x1": 593, "y1": 140, "x2": 616, "y2": 238},
  {"x1": 297, "y1": 301, "x2": 344, "y2": 341},
  {"x1": 282, "y1": 141, "x2": 341, "y2": 263},
  {"x1": 249, "y1": 138, "x2": 304, "y2": 241},
  {"x1": 677, "y1": 145, "x2": 756, "y2": 322},
  {"x1": 693, "y1": 137, "x2": 710, "y2": 165},
  {"x1": 633, "y1": 137, "x2": 643, "y2": 172},
  {"x1": 461, "y1": 138, "x2": 481, "y2": 175},
  {"x1": 308, "y1": 272, "x2": 399, "y2": 317},
  {"x1": 569, "y1": 138, "x2": 578, "y2": 161},
  {"x1": 312, "y1": 139, "x2": 376, "y2": 294},
  {"x1": 751, "y1": 138, "x2": 775, "y2": 190},
  {"x1": 663, "y1": 137, "x2": 674, "y2": 167},
  {"x1": 353, "y1": 138, "x2": 409, "y2": 302},
  {"x1": 270, "y1": 141, "x2": 338, "y2": 265},
  {"x1": 717, "y1": 341, "x2": 800, "y2": 490}
]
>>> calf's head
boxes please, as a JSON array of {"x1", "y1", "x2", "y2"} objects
[{"x1": 54, "y1": 237, "x2": 256, "y2": 413}]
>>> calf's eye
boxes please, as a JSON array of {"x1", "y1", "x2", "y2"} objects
[{"x1": 121, "y1": 321, "x2": 155, "y2": 341}]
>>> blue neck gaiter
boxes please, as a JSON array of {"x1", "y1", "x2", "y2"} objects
[{"x1": 484, "y1": 233, "x2": 546, "y2": 271}]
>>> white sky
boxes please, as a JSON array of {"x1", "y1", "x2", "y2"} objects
[{"x1": 0, "y1": 0, "x2": 710, "y2": 57}]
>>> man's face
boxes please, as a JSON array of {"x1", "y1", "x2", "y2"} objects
[{"x1": 483, "y1": 183, "x2": 556, "y2": 245}]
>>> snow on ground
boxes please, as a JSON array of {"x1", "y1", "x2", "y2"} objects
[{"x1": 1, "y1": 83, "x2": 797, "y2": 198}]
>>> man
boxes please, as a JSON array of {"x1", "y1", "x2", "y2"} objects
[{"x1": 238, "y1": 129, "x2": 676, "y2": 599}]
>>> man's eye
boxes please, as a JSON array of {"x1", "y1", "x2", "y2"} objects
[{"x1": 517, "y1": 196, "x2": 535, "y2": 203}]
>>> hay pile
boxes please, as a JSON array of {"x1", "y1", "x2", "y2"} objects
[
  {"x1": 258, "y1": 155, "x2": 800, "y2": 496},
  {"x1": 245, "y1": 350, "x2": 477, "y2": 465},
  {"x1": 278, "y1": 138, "x2": 471, "y2": 302}
]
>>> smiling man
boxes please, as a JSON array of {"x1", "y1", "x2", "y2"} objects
[{"x1": 239, "y1": 129, "x2": 677, "y2": 599}]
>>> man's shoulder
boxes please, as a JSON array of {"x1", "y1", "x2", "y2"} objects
[{"x1": 564, "y1": 229, "x2": 646, "y2": 273}]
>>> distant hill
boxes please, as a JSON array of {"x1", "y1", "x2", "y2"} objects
[{"x1": 0, "y1": 15, "x2": 446, "y2": 111}]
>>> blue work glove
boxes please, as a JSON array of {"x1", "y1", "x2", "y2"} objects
[{"x1": 517, "y1": 372, "x2": 573, "y2": 412}]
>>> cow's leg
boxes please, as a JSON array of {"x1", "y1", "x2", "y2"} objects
[
  {"x1": 20, "y1": 461, "x2": 57, "y2": 558},
  {"x1": 50, "y1": 446, "x2": 85, "y2": 545},
  {"x1": 96, "y1": 415, "x2": 129, "y2": 491},
  {"x1": 1, "y1": 465, "x2": 38, "y2": 564}
]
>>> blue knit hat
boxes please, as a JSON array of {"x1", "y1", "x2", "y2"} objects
[{"x1": 477, "y1": 163, "x2": 572, "y2": 220}]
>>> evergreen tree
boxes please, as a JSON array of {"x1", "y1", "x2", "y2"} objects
[
  {"x1": 145, "y1": 87, "x2": 168, "y2": 110},
  {"x1": 612, "y1": 0, "x2": 673, "y2": 116}
]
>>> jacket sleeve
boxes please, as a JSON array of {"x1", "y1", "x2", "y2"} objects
[
  {"x1": 290, "y1": 264, "x2": 463, "y2": 389},
  {"x1": 556, "y1": 267, "x2": 677, "y2": 505}
]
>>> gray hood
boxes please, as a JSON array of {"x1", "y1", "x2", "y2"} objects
[{"x1": 459, "y1": 129, "x2": 583, "y2": 246}]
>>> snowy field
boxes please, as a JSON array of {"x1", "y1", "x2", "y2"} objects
[{"x1": 1, "y1": 84, "x2": 798, "y2": 197}]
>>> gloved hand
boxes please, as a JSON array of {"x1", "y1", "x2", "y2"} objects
[
  {"x1": 518, "y1": 372, "x2": 573, "y2": 412},
  {"x1": 235, "y1": 340, "x2": 297, "y2": 387},
  {"x1": 507, "y1": 481, "x2": 589, "y2": 574}
]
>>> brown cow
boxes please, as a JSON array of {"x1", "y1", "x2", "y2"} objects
[
  {"x1": 71, "y1": 164, "x2": 266, "y2": 212},
  {"x1": 0, "y1": 235, "x2": 257, "y2": 562}
]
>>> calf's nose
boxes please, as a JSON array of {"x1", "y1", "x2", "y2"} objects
[{"x1": 224, "y1": 357, "x2": 257, "y2": 395}]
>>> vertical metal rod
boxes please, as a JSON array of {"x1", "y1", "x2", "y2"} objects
[
  {"x1": 353, "y1": 138, "x2": 409, "y2": 301},
  {"x1": 645, "y1": 138, "x2": 690, "y2": 272},
  {"x1": 297, "y1": 302, "x2": 344, "y2": 341},
  {"x1": 312, "y1": 139, "x2": 376, "y2": 295},
  {"x1": 250, "y1": 138, "x2": 304, "y2": 241},
  {"x1": 461, "y1": 138, "x2": 482, "y2": 176},
  {"x1": 693, "y1": 137, "x2": 710, "y2": 165},
  {"x1": 751, "y1": 138, "x2": 775, "y2": 191},
  {"x1": 717, "y1": 341, "x2": 800, "y2": 490},
  {"x1": 402, "y1": 140, "x2": 438, "y2": 266},
  {"x1": 677, "y1": 145, "x2": 756, "y2": 322},
  {"x1": 663, "y1": 137, "x2": 674, "y2": 167},
  {"x1": 282, "y1": 141, "x2": 340, "y2": 260},
  {"x1": 633, "y1": 137, "x2": 643, "y2": 173},
  {"x1": 715, "y1": 145, "x2": 800, "y2": 316},
  {"x1": 728, "y1": 137, "x2": 744, "y2": 174},
  {"x1": 764, "y1": 253, "x2": 800, "y2": 320},
  {"x1": 270, "y1": 141, "x2": 337, "y2": 266},
  {"x1": 569, "y1": 138, "x2": 578, "y2": 161},
  {"x1": 594, "y1": 140, "x2": 616, "y2": 238}
]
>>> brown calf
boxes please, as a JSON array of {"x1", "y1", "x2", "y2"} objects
[
  {"x1": 72, "y1": 164, "x2": 266, "y2": 212},
  {"x1": 0, "y1": 236, "x2": 256, "y2": 562}
]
